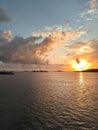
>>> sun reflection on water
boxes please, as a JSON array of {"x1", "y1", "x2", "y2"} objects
[
  {"x1": 79, "y1": 72, "x2": 84, "y2": 86},
  {"x1": 78, "y1": 72, "x2": 87, "y2": 96}
]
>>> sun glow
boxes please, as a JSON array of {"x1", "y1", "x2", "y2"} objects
[{"x1": 72, "y1": 59, "x2": 91, "y2": 71}]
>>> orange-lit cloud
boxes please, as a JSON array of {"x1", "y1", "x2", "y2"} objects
[
  {"x1": 64, "y1": 39, "x2": 98, "y2": 70},
  {"x1": 0, "y1": 26, "x2": 86, "y2": 65},
  {"x1": 33, "y1": 26, "x2": 86, "y2": 43},
  {"x1": 0, "y1": 26, "x2": 98, "y2": 71},
  {"x1": 90, "y1": 0, "x2": 97, "y2": 8}
]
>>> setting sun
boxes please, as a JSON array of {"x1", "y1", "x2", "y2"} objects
[{"x1": 72, "y1": 58, "x2": 92, "y2": 71}]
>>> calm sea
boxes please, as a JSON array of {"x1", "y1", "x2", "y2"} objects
[{"x1": 0, "y1": 72, "x2": 98, "y2": 130}]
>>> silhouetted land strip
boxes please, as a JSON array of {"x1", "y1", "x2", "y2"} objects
[
  {"x1": 31, "y1": 70, "x2": 48, "y2": 72},
  {"x1": 81, "y1": 69, "x2": 98, "y2": 72},
  {"x1": 24, "y1": 70, "x2": 48, "y2": 72},
  {"x1": 0, "y1": 71, "x2": 14, "y2": 75},
  {"x1": 75, "y1": 69, "x2": 98, "y2": 72}
]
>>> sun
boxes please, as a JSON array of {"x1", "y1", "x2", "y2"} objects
[{"x1": 72, "y1": 59, "x2": 91, "y2": 71}]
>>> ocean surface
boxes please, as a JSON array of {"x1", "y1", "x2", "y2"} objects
[{"x1": 0, "y1": 72, "x2": 98, "y2": 130}]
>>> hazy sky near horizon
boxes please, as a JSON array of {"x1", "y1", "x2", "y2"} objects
[{"x1": 0, "y1": 0, "x2": 98, "y2": 71}]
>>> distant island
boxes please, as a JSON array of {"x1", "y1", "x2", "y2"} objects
[
  {"x1": 75, "y1": 69, "x2": 98, "y2": 72},
  {"x1": 31, "y1": 70, "x2": 48, "y2": 72},
  {"x1": 24, "y1": 70, "x2": 48, "y2": 72},
  {"x1": 0, "y1": 71, "x2": 14, "y2": 75},
  {"x1": 81, "y1": 69, "x2": 98, "y2": 72}
]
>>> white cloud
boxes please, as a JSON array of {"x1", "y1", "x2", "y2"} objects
[
  {"x1": 77, "y1": 8, "x2": 98, "y2": 22},
  {"x1": 33, "y1": 26, "x2": 86, "y2": 44},
  {"x1": 0, "y1": 30, "x2": 12, "y2": 42}
]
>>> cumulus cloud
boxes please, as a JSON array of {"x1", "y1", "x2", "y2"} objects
[
  {"x1": 0, "y1": 34, "x2": 49, "y2": 64},
  {"x1": 0, "y1": 30, "x2": 54, "y2": 64},
  {"x1": 0, "y1": 6, "x2": 10, "y2": 23},
  {"x1": 0, "y1": 26, "x2": 86, "y2": 66},
  {"x1": 1, "y1": 25, "x2": 98, "y2": 71},
  {"x1": 0, "y1": 28, "x2": 98, "y2": 70},
  {"x1": 33, "y1": 26, "x2": 86, "y2": 43},
  {"x1": 0, "y1": 30, "x2": 12, "y2": 42}
]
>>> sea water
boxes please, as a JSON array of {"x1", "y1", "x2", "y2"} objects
[{"x1": 0, "y1": 72, "x2": 98, "y2": 130}]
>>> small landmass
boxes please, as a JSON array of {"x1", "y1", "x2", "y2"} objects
[
  {"x1": 56, "y1": 70, "x2": 63, "y2": 72},
  {"x1": 0, "y1": 71, "x2": 14, "y2": 75},
  {"x1": 81, "y1": 69, "x2": 98, "y2": 72},
  {"x1": 75, "y1": 69, "x2": 98, "y2": 72},
  {"x1": 31, "y1": 70, "x2": 48, "y2": 72},
  {"x1": 24, "y1": 70, "x2": 48, "y2": 72}
]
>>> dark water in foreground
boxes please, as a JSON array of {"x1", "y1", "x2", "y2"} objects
[{"x1": 0, "y1": 72, "x2": 98, "y2": 130}]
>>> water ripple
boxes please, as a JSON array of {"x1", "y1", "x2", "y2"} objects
[{"x1": 0, "y1": 72, "x2": 98, "y2": 129}]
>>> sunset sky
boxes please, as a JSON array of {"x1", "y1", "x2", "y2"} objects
[{"x1": 0, "y1": 0, "x2": 98, "y2": 71}]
